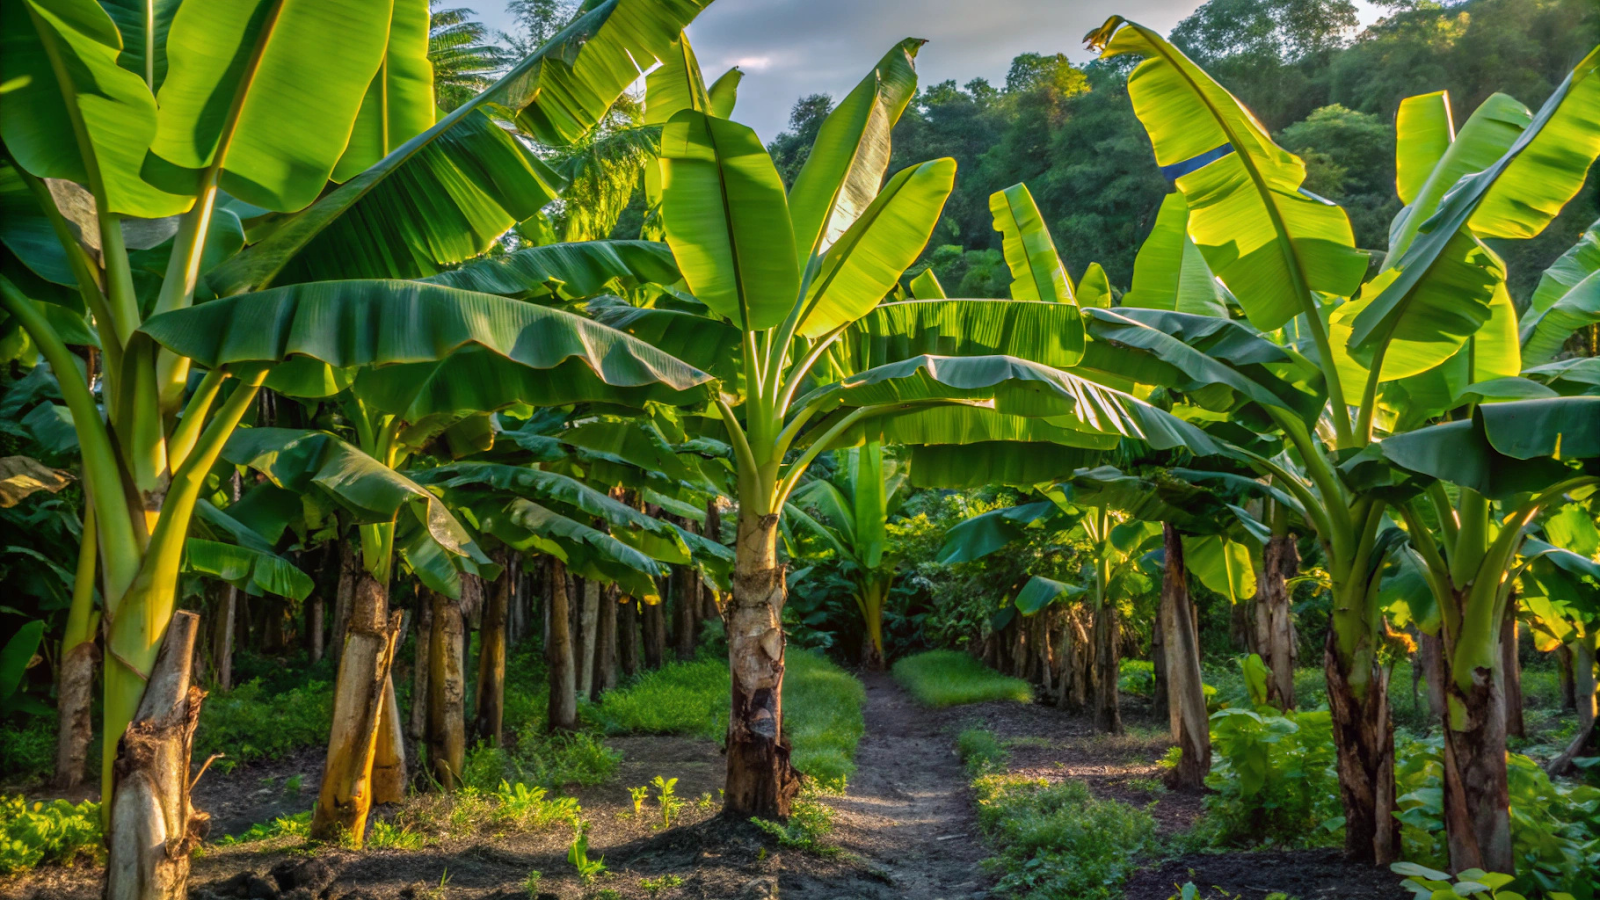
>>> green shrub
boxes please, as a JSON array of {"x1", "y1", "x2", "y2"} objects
[
  {"x1": 492, "y1": 781, "x2": 582, "y2": 831},
  {"x1": 752, "y1": 791, "x2": 838, "y2": 856},
  {"x1": 1394, "y1": 736, "x2": 1600, "y2": 898},
  {"x1": 892, "y1": 650, "x2": 1033, "y2": 708},
  {"x1": 0, "y1": 795, "x2": 102, "y2": 873},
  {"x1": 957, "y1": 727, "x2": 1007, "y2": 776},
  {"x1": 512, "y1": 729, "x2": 621, "y2": 788},
  {"x1": 195, "y1": 678, "x2": 334, "y2": 764},
  {"x1": 1201, "y1": 707, "x2": 1341, "y2": 847},
  {"x1": 972, "y1": 775, "x2": 1155, "y2": 899},
  {"x1": 1118, "y1": 659, "x2": 1155, "y2": 698}
]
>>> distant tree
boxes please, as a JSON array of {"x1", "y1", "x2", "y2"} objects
[
  {"x1": 430, "y1": 4, "x2": 505, "y2": 112},
  {"x1": 502, "y1": 0, "x2": 578, "y2": 57},
  {"x1": 768, "y1": 94, "x2": 835, "y2": 187},
  {"x1": 1278, "y1": 104, "x2": 1398, "y2": 251},
  {"x1": 1171, "y1": 0, "x2": 1359, "y2": 64}
]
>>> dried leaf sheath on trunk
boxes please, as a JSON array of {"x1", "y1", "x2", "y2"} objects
[{"x1": 724, "y1": 512, "x2": 800, "y2": 819}]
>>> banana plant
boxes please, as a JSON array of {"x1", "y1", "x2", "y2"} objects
[
  {"x1": 573, "y1": 38, "x2": 1232, "y2": 819},
  {"x1": 1085, "y1": 17, "x2": 1600, "y2": 867},
  {"x1": 783, "y1": 441, "x2": 906, "y2": 669},
  {"x1": 0, "y1": 0, "x2": 717, "y2": 877},
  {"x1": 1517, "y1": 509, "x2": 1600, "y2": 775}
]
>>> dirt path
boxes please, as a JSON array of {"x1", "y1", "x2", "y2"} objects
[{"x1": 825, "y1": 672, "x2": 990, "y2": 900}]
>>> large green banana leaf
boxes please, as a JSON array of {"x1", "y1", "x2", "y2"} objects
[
  {"x1": 1, "y1": 0, "x2": 189, "y2": 216},
  {"x1": 788, "y1": 38, "x2": 923, "y2": 267},
  {"x1": 555, "y1": 418, "x2": 707, "y2": 487},
  {"x1": 809, "y1": 354, "x2": 1231, "y2": 457},
  {"x1": 660, "y1": 109, "x2": 798, "y2": 331},
  {"x1": 222, "y1": 427, "x2": 479, "y2": 558},
  {"x1": 936, "y1": 500, "x2": 1059, "y2": 564},
  {"x1": 1182, "y1": 533, "x2": 1256, "y2": 602},
  {"x1": 486, "y1": 498, "x2": 664, "y2": 602},
  {"x1": 1349, "y1": 50, "x2": 1600, "y2": 355},
  {"x1": 149, "y1": 0, "x2": 392, "y2": 210},
  {"x1": 1521, "y1": 219, "x2": 1600, "y2": 367},
  {"x1": 796, "y1": 158, "x2": 956, "y2": 339},
  {"x1": 644, "y1": 33, "x2": 712, "y2": 125},
  {"x1": 842, "y1": 299, "x2": 1084, "y2": 370},
  {"x1": 1014, "y1": 576, "x2": 1086, "y2": 615},
  {"x1": 845, "y1": 441, "x2": 889, "y2": 569},
  {"x1": 1121, "y1": 192, "x2": 1229, "y2": 317},
  {"x1": 205, "y1": 0, "x2": 711, "y2": 290},
  {"x1": 332, "y1": 0, "x2": 435, "y2": 183},
  {"x1": 835, "y1": 405, "x2": 1120, "y2": 452},
  {"x1": 100, "y1": 0, "x2": 181, "y2": 91},
  {"x1": 1086, "y1": 16, "x2": 1368, "y2": 332},
  {"x1": 138, "y1": 280, "x2": 717, "y2": 413},
  {"x1": 1394, "y1": 91, "x2": 1453, "y2": 207},
  {"x1": 586, "y1": 295, "x2": 742, "y2": 387},
  {"x1": 418, "y1": 241, "x2": 678, "y2": 300},
  {"x1": 990, "y1": 183, "x2": 1074, "y2": 304},
  {"x1": 1522, "y1": 357, "x2": 1600, "y2": 396},
  {"x1": 189, "y1": 498, "x2": 313, "y2": 599},
  {"x1": 1374, "y1": 397, "x2": 1600, "y2": 501},
  {"x1": 1083, "y1": 307, "x2": 1324, "y2": 426},
  {"x1": 909, "y1": 441, "x2": 1105, "y2": 489}
]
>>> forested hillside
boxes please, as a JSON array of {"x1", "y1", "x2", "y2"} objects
[{"x1": 764, "y1": 0, "x2": 1600, "y2": 301}]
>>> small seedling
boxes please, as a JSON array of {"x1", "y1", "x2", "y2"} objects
[
  {"x1": 283, "y1": 774, "x2": 303, "y2": 796},
  {"x1": 628, "y1": 785, "x2": 649, "y2": 817},
  {"x1": 696, "y1": 792, "x2": 714, "y2": 811},
  {"x1": 567, "y1": 823, "x2": 606, "y2": 885},
  {"x1": 522, "y1": 870, "x2": 542, "y2": 898},
  {"x1": 651, "y1": 776, "x2": 682, "y2": 829},
  {"x1": 641, "y1": 873, "x2": 684, "y2": 896},
  {"x1": 419, "y1": 869, "x2": 450, "y2": 900}
]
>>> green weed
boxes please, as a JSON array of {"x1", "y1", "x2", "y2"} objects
[
  {"x1": 651, "y1": 776, "x2": 682, "y2": 829},
  {"x1": 366, "y1": 818, "x2": 426, "y2": 850},
  {"x1": 217, "y1": 810, "x2": 311, "y2": 846},
  {"x1": 972, "y1": 775, "x2": 1156, "y2": 900},
  {"x1": 493, "y1": 781, "x2": 582, "y2": 831},
  {"x1": 751, "y1": 792, "x2": 838, "y2": 856},
  {"x1": 892, "y1": 650, "x2": 1032, "y2": 708},
  {"x1": 522, "y1": 870, "x2": 543, "y2": 897},
  {"x1": 567, "y1": 823, "x2": 606, "y2": 884},
  {"x1": 628, "y1": 785, "x2": 649, "y2": 817},
  {"x1": 957, "y1": 727, "x2": 1008, "y2": 776},
  {"x1": 1200, "y1": 708, "x2": 1341, "y2": 848},
  {"x1": 0, "y1": 795, "x2": 102, "y2": 874},
  {"x1": 512, "y1": 730, "x2": 621, "y2": 788},
  {"x1": 640, "y1": 873, "x2": 684, "y2": 896}
]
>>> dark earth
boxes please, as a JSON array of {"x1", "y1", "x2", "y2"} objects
[{"x1": 1, "y1": 673, "x2": 1406, "y2": 900}]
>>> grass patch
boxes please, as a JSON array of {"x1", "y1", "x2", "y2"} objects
[
  {"x1": 591, "y1": 651, "x2": 865, "y2": 787},
  {"x1": 892, "y1": 650, "x2": 1033, "y2": 708},
  {"x1": 973, "y1": 775, "x2": 1156, "y2": 900},
  {"x1": 957, "y1": 727, "x2": 1008, "y2": 776}
]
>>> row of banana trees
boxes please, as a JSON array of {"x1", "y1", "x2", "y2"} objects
[{"x1": 2, "y1": 0, "x2": 1597, "y2": 893}]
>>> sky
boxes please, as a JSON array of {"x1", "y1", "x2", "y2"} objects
[{"x1": 475, "y1": 0, "x2": 1387, "y2": 143}]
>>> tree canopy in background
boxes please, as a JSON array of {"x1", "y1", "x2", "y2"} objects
[{"x1": 756, "y1": 0, "x2": 1599, "y2": 301}]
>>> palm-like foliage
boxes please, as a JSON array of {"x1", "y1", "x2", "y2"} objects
[{"x1": 429, "y1": 4, "x2": 506, "y2": 112}]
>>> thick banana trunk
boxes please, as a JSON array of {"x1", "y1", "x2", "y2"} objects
[
  {"x1": 105, "y1": 611, "x2": 206, "y2": 900},
  {"x1": 210, "y1": 584, "x2": 235, "y2": 692},
  {"x1": 724, "y1": 512, "x2": 800, "y2": 820},
  {"x1": 408, "y1": 598, "x2": 432, "y2": 768},
  {"x1": 1254, "y1": 534, "x2": 1299, "y2": 709},
  {"x1": 1324, "y1": 631, "x2": 1399, "y2": 865},
  {"x1": 474, "y1": 556, "x2": 509, "y2": 746},
  {"x1": 642, "y1": 592, "x2": 666, "y2": 670},
  {"x1": 592, "y1": 584, "x2": 617, "y2": 699},
  {"x1": 371, "y1": 678, "x2": 406, "y2": 803},
  {"x1": 546, "y1": 558, "x2": 578, "y2": 732},
  {"x1": 1090, "y1": 602, "x2": 1122, "y2": 734},
  {"x1": 427, "y1": 589, "x2": 466, "y2": 789},
  {"x1": 618, "y1": 595, "x2": 640, "y2": 678},
  {"x1": 311, "y1": 571, "x2": 402, "y2": 845},
  {"x1": 1500, "y1": 601, "x2": 1524, "y2": 739},
  {"x1": 576, "y1": 579, "x2": 598, "y2": 698},
  {"x1": 1162, "y1": 525, "x2": 1209, "y2": 788}
]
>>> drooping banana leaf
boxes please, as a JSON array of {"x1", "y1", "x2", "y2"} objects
[
  {"x1": 1373, "y1": 397, "x2": 1600, "y2": 501},
  {"x1": 586, "y1": 295, "x2": 743, "y2": 387},
  {"x1": 1181, "y1": 533, "x2": 1256, "y2": 603},
  {"x1": 990, "y1": 183, "x2": 1074, "y2": 304},
  {"x1": 1014, "y1": 575, "x2": 1084, "y2": 615},
  {"x1": 205, "y1": 0, "x2": 712, "y2": 290},
  {"x1": 910, "y1": 441, "x2": 1105, "y2": 490},
  {"x1": 788, "y1": 38, "x2": 923, "y2": 267},
  {"x1": 417, "y1": 241, "x2": 678, "y2": 300},
  {"x1": 1521, "y1": 220, "x2": 1600, "y2": 367},
  {"x1": 842, "y1": 299, "x2": 1084, "y2": 370},
  {"x1": 221, "y1": 427, "x2": 481, "y2": 559},
  {"x1": 795, "y1": 158, "x2": 956, "y2": 339},
  {"x1": 660, "y1": 109, "x2": 798, "y2": 331},
  {"x1": 1086, "y1": 17, "x2": 1368, "y2": 332},
  {"x1": 138, "y1": 280, "x2": 718, "y2": 416},
  {"x1": 183, "y1": 538, "x2": 313, "y2": 600},
  {"x1": 488, "y1": 498, "x2": 664, "y2": 601},
  {"x1": 0, "y1": 454, "x2": 73, "y2": 507},
  {"x1": 936, "y1": 500, "x2": 1059, "y2": 564}
]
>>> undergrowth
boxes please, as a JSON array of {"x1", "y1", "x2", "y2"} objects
[
  {"x1": 973, "y1": 774, "x2": 1156, "y2": 900},
  {"x1": 0, "y1": 795, "x2": 102, "y2": 874},
  {"x1": 194, "y1": 678, "x2": 334, "y2": 765},
  {"x1": 892, "y1": 650, "x2": 1033, "y2": 708},
  {"x1": 957, "y1": 727, "x2": 1008, "y2": 776},
  {"x1": 752, "y1": 788, "x2": 839, "y2": 856}
]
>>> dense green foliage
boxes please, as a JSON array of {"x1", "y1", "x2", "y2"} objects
[
  {"x1": 0, "y1": 796, "x2": 100, "y2": 874},
  {"x1": 761, "y1": 0, "x2": 1599, "y2": 299},
  {"x1": 973, "y1": 774, "x2": 1157, "y2": 900},
  {"x1": 892, "y1": 650, "x2": 1034, "y2": 708},
  {"x1": 1200, "y1": 707, "x2": 1342, "y2": 845}
]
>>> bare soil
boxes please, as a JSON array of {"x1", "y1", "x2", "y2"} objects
[{"x1": 0, "y1": 676, "x2": 1407, "y2": 900}]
